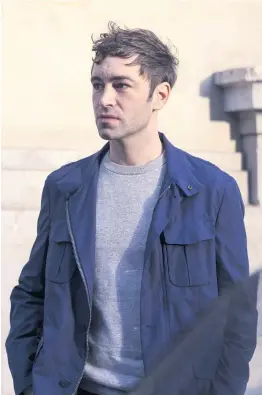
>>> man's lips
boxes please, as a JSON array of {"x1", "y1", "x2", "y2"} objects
[{"x1": 98, "y1": 115, "x2": 120, "y2": 120}]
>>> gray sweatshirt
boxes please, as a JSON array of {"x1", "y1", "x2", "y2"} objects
[{"x1": 80, "y1": 151, "x2": 167, "y2": 395}]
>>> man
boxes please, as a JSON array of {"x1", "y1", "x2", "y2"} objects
[{"x1": 6, "y1": 22, "x2": 257, "y2": 395}]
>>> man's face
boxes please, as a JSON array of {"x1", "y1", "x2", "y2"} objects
[{"x1": 91, "y1": 56, "x2": 156, "y2": 141}]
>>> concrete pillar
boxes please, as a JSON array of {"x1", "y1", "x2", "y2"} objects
[{"x1": 214, "y1": 67, "x2": 262, "y2": 205}]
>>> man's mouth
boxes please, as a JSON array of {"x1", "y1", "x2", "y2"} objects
[{"x1": 98, "y1": 115, "x2": 119, "y2": 120}]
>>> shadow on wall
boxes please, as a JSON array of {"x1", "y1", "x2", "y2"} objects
[{"x1": 199, "y1": 74, "x2": 243, "y2": 156}]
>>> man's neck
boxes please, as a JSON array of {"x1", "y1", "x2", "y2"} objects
[{"x1": 108, "y1": 132, "x2": 163, "y2": 166}]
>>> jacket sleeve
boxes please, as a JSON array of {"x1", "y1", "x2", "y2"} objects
[
  {"x1": 5, "y1": 179, "x2": 50, "y2": 395},
  {"x1": 210, "y1": 176, "x2": 258, "y2": 395}
]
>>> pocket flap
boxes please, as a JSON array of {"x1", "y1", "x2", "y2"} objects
[
  {"x1": 164, "y1": 219, "x2": 214, "y2": 245},
  {"x1": 49, "y1": 221, "x2": 71, "y2": 243}
]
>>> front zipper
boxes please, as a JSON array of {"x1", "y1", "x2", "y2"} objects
[
  {"x1": 140, "y1": 183, "x2": 172, "y2": 374},
  {"x1": 66, "y1": 200, "x2": 92, "y2": 395},
  {"x1": 158, "y1": 184, "x2": 172, "y2": 341},
  {"x1": 162, "y1": 241, "x2": 171, "y2": 341}
]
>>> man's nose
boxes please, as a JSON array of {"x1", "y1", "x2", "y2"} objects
[{"x1": 100, "y1": 86, "x2": 116, "y2": 107}]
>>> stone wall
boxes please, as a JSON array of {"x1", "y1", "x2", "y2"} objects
[{"x1": 3, "y1": 0, "x2": 262, "y2": 150}]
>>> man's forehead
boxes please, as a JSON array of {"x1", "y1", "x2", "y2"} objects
[{"x1": 91, "y1": 56, "x2": 140, "y2": 79}]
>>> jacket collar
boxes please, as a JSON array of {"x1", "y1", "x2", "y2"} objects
[
  {"x1": 57, "y1": 132, "x2": 203, "y2": 198},
  {"x1": 160, "y1": 133, "x2": 203, "y2": 196}
]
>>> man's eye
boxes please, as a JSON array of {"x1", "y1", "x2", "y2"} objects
[
  {"x1": 114, "y1": 83, "x2": 128, "y2": 90},
  {"x1": 93, "y1": 83, "x2": 103, "y2": 91}
]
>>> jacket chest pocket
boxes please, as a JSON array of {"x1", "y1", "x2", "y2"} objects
[
  {"x1": 162, "y1": 220, "x2": 215, "y2": 287},
  {"x1": 46, "y1": 221, "x2": 77, "y2": 283}
]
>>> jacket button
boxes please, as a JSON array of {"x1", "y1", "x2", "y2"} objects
[
  {"x1": 187, "y1": 185, "x2": 193, "y2": 190},
  {"x1": 59, "y1": 380, "x2": 71, "y2": 388}
]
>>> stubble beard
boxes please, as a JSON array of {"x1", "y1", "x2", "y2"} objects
[{"x1": 97, "y1": 115, "x2": 151, "y2": 142}]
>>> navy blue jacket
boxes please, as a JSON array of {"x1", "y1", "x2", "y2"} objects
[{"x1": 6, "y1": 133, "x2": 257, "y2": 395}]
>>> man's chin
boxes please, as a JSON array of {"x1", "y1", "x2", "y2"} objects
[{"x1": 98, "y1": 128, "x2": 120, "y2": 141}]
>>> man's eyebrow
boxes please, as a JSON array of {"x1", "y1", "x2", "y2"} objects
[{"x1": 91, "y1": 75, "x2": 135, "y2": 83}]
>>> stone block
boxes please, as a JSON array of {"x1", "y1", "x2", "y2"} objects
[{"x1": 214, "y1": 67, "x2": 262, "y2": 112}]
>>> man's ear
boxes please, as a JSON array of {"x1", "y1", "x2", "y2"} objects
[{"x1": 152, "y1": 82, "x2": 171, "y2": 111}]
